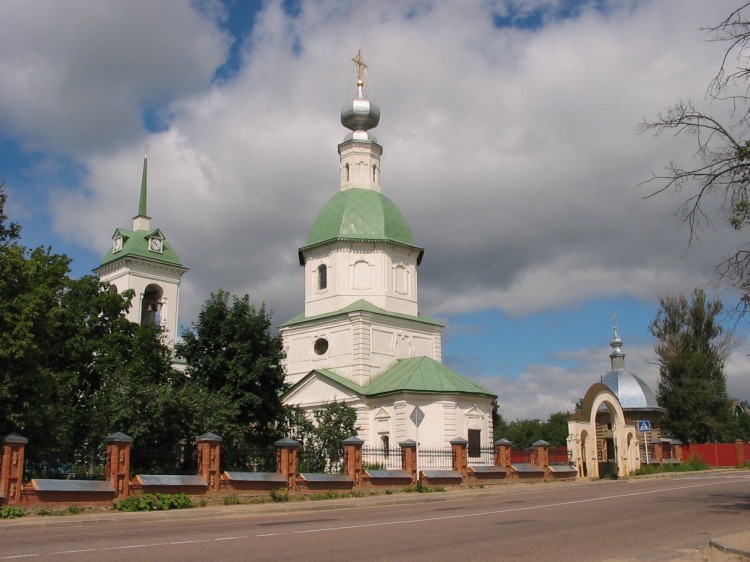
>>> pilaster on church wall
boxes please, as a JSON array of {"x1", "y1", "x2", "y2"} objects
[
  {"x1": 394, "y1": 400, "x2": 407, "y2": 442},
  {"x1": 354, "y1": 404, "x2": 370, "y2": 442},
  {"x1": 349, "y1": 312, "x2": 372, "y2": 386},
  {"x1": 442, "y1": 401, "x2": 457, "y2": 444}
]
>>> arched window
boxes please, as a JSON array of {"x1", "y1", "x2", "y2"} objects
[
  {"x1": 317, "y1": 264, "x2": 327, "y2": 290},
  {"x1": 381, "y1": 434, "x2": 390, "y2": 457},
  {"x1": 141, "y1": 284, "x2": 163, "y2": 326},
  {"x1": 344, "y1": 163, "x2": 350, "y2": 182}
]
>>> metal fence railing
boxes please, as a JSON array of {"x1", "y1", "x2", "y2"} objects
[
  {"x1": 362, "y1": 446, "x2": 403, "y2": 470},
  {"x1": 549, "y1": 447, "x2": 571, "y2": 464},
  {"x1": 130, "y1": 442, "x2": 197, "y2": 475},
  {"x1": 297, "y1": 445, "x2": 343, "y2": 474},
  {"x1": 220, "y1": 444, "x2": 277, "y2": 473},
  {"x1": 468, "y1": 446, "x2": 495, "y2": 466},
  {"x1": 510, "y1": 449, "x2": 532, "y2": 464},
  {"x1": 417, "y1": 447, "x2": 453, "y2": 469},
  {"x1": 23, "y1": 446, "x2": 108, "y2": 481}
]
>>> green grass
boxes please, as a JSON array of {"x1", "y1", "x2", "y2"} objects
[{"x1": 635, "y1": 457, "x2": 710, "y2": 476}]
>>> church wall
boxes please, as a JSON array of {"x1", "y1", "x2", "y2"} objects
[
  {"x1": 281, "y1": 312, "x2": 443, "y2": 386},
  {"x1": 360, "y1": 394, "x2": 494, "y2": 448},
  {"x1": 302, "y1": 242, "x2": 419, "y2": 318},
  {"x1": 97, "y1": 258, "x2": 184, "y2": 345}
]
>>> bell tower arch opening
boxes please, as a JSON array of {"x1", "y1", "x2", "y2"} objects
[{"x1": 141, "y1": 284, "x2": 164, "y2": 326}]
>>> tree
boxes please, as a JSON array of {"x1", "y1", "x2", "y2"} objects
[
  {"x1": 649, "y1": 289, "x2": 733, "y2": 443},
  {"x1": 0, "y1": 183, "x2": 186, "y2": 473},
  {"x1": 0, "y1": 181, "x2": 20, "y2": 243},
  {"x1": 176, "y1": 290, "x2": 287, "y2": 450},
  {"x1": 640, "y1": 4, "x2": 750, "y2": 308},
  {"x1": 280, "y1": 402, "x2": 358, "y2": 473}
]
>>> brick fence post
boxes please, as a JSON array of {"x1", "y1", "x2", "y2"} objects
[
  {"x1": 672, "y1": 440, "x2": 683, "y2": 463},
  {"x1": 533, "y1": 440, "x2": 550, "y2": 468},
  {"x1": 275, "y1": 438, "x2": 300, "y2": 491},
  {"x1": 197, "y1": 432, "x2": 222, "y2": 492},
  {"x1": 451, "y1": 438, "x2": 469, "y2": 479},
  {"x1": 494, "y1": 438, "x2": 512, "y2": 470},
  {"x1": 736, "y1": 439, "x2": 746, "y2": 467},
  {"x1": 400, "y1": 440, "x2": 417, "y2": 485},
  {"x1": 104, "y1": 432, "x2": 133, "y2": 499},
  {"x1": 651, "y1": 439, "x2": 664, "y2": 463},
  {"x1": 342, "y1": 436, "x2": 364, "y2": 486},
  {"x1": 1, "y1": 433, "x2": 28, "y2": 505}
]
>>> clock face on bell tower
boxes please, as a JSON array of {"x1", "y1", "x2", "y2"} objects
[{"x1": 149, "y1": 238, "x2": 162, "y2": 252}]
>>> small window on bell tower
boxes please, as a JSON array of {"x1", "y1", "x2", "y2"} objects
[{"x1": 317, "y1": 264, "x2": 327, "y2": 290}]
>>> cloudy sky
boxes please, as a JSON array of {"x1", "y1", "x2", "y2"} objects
[{"x1": 2, "y1": 0, "x2": 750, "y2": 420}]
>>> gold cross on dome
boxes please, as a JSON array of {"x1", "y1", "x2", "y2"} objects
[{"x1": 351, "y1": 50, "x2": 368, "y2": 83}]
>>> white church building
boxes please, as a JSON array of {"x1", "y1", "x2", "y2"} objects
[{"x1": 280, "y1": 53, "x2": 496, "y2": 451}]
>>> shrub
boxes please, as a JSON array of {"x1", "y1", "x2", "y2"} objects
[
  {"x1": 270, "y1": 489, "x2": 289, "y2": 503},
  {"x1": 0, "y1": 506, "x2": 25, "y2": 519},
  {"x1": 114, "y1": 493, "x2": 196, "y2": 512},
  {"x1": 223, "y1": 494, "x2": 242, "y2": 505}
]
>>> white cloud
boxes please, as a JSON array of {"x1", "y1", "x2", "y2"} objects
[
  {"x1": 0, "y1": 0, "x2": 230, "y2": 153},
  {"x1": 3, "y1": 0, "x2": 749, "y2": 414}
]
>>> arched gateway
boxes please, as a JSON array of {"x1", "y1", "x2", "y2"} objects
[{"x1": 567, "y1": 383, "x2": 640, "y2": 478}]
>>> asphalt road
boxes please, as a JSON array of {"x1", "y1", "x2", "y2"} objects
[{"x1": 2, "y1": 472, "x2": 749, "y2": 561}]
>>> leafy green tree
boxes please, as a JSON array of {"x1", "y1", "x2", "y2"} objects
[
  {"x1": 495, "y1": 411, "x2": 570, "y2": 448},
  {"x1": 0, "y1": 184, "x2": 187, "y2": 473},
  {"x1": 542, "y1": 412, "x2": 571, "y2": 447},
  {"x1": 176, "y1": 290, "x2": 287, "y2": 450},
  {"x1": 281, "y1": 402, "x2": 358, "y2": 473},
  {"x1": 640, "y1": 4, "x2": 750, "y2": 307},
  {"x1": 492, "y1": 400, "x2": 508, "y2": 441},
  {"x1": 0, "y1": 181, "x2": 20, "y2": 243},
  {"x1": 503, "y1": 419, "x2": 544, "y2": 449},
  {"x1": 649, "y1": 289, "x2": 733, "y2": 443}
]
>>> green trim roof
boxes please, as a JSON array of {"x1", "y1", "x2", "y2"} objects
[
  {"x1": 285, "y1": 356, "x2": 496, "y2": 400},
  {"x1": 301, "y1": 188, "x2": 423, "y2": 255},
  {"x1": 279, "y1": 299, "x2": 442, "y2": 328},
  {"x1": 98, "y1": 227, "x2": 185, "y2": 268}
]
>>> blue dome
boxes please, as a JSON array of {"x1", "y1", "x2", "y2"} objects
[{"x1": 602, "y1": 370, "x2": 660, "y2": 410}]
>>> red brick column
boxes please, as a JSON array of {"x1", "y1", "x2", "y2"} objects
[
  {"x1": 533, "y1": 440, "x2": 550, "y2": 467},
  {"x1": 736, "y1": 439, "x2": 746, "y2": 467},
  {"x1": 104, "y1": 432, "x2": 133, "y2": 499},
  {"x1": 451, "y1": 438, "x2": 469, "y2": 478},
  {"x1": 652, "y1": 439, "x2": 664, "y2": 463},
  {"x1": 197, "y1": 432, "x2": 222, "y2": 492},
  {"x1": 342, "y1": 436, "x2": 364, "y2": 486},
  {"x1": 275, "y1": 438, "x2": 300, "y2": 491},
  {"x1": 673, "y1": 440, "x2": 683, "y2": 462},
  {"x1": 494, "y1": 439, "x2": 512, "y2": 469},
  {"x1": 1, "y1": 433, "x2": 28, "y2": 505},
  {"x1": 400, "y1": 440, "x2": 417, "y2": 485}
]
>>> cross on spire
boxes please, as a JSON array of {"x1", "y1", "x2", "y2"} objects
[{"x1": 351, "y1": 50, "x2": 368, "y2": 85}]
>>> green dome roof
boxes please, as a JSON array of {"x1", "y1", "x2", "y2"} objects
[{"x1": 302, "y1": 188, "x2": 421, "y2": 252}]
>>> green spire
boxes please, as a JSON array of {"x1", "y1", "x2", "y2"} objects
[{"x1": 138, "y1": 148, "x2": 148, "y2": 217}]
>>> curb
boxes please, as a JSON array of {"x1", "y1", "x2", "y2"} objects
[{"x1": 710, "y1": 538, "x2": 750, "y2": 559}]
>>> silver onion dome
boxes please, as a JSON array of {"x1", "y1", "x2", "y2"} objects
[{"x1": 341, "y1": 51, "x2": 380, "y2": 142}]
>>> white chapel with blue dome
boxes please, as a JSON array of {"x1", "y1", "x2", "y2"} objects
[{"x1": 280, "y1": 53, "x2": 496, "y2": 450}]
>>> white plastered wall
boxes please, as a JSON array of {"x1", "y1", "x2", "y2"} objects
[
  {"x1": 96, "y1": 258, "x2": 184, "y2": 346},
  {"x1": 303, "y1": 242, "x2": 420, "y2": 317},
  {"x1": 280, "y1": 312, "x2": 443, "y2": 387}
]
